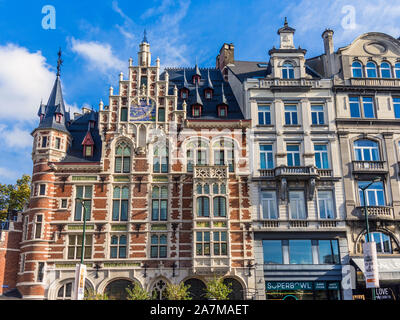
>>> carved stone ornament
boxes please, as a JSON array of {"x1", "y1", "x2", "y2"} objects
[
  {"x1": 308, "y1": 178, "x2": 316, "y2": 201},
  {"x1": 280, "y1": 178, "x2": 287, "y2": 201}
]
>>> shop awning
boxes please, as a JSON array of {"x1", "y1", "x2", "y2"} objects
[{"x1": 351, "y1": 257, "x2": 400, "y2": 280}]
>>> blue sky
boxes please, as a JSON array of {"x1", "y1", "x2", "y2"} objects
[{"x1": 0, "y1": 0, "x2": 400, "y2": 184}]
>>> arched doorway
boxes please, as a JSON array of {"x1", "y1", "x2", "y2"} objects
[
  {"x1": 223, "y1": 278, "x2": 244, "y2": 300},
  {"x1": 184, "y1": 278, "x2": 207, "y2": 300},
  {"x1": 56, "y1": 280, "x2": 93, "y2": 300},
  {"x1": 104, "y1": 279, "x2": 134, "y2": 300}
]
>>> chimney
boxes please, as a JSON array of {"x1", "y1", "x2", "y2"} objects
[
  {"x1": 216, "y1": 43, "x2": 234, "y2": 70},
  {"x1": 82, "y1": 106, "x2": 91, "y2": 114},
  {"x1": 322, "y1": 29, "x2": 335, "y2": 78}
]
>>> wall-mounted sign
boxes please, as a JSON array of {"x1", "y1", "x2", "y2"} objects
[
  {"x1": 375, "y1": 288, "x2": 395, "y2": 300},
  {"x1": 363, "y1": 242, "x2": 380, "y2": 288},
  {"x1": 265, "y1": 281, "x2": 340, "y2": 291}
]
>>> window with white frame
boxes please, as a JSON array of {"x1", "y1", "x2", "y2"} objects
[
  {"x1": 352, "y1": 61, "x2": 363, "y2": 78},
  {"x1": 55, "y1": 137, "x2": 61, "y2": 150},
  {"x1": 186, "y1": 139, "x2": 209, "y2": 172},
  {"x1": 197, "y1": 196, "x2": 210, "y2": 217},
  {"x1": 286, "y1": 144, "x2": 300, "y2": 166},
  {"x1": 74, "y1": 186, "x2": 92, "y2": 221},
  {"x1": 153, "y1": 144, "x2": 169, "y2": 173},
  {"x1": 112, "y1": 186, "x2": 129, "y2": 221},
  {"x1": 366, "y1": 62, "x2": 378, "y2": 78},
  {"x1": 258, "y1": 105, "x2": 271, "y2": 125},
  {"x1": 150, "y1": 234, "x2": 167, "y2": 258},
  {"x1": 115, "y1": 142, "x2": 131, "y2": 173},
  {"x1": 213, "y1": 196, "x2": 227, "y2": 217},
  {"x1": 393, "y1": 98, "x2": 400, "y2": 119},
  {"x1": 110, "y1": 235, "x2": 127, "y2": 258},
  {"x1": 314, "y1": 144, "x2": 329, "y2": 169},
  {"x1": 396, "y1": 63, "x2": 400, "y2": 79},
  {"x1": 213, "y1": 231, "x2": 228, "y2": 255},
  {"x1": 34, "y1": 214, "x2": 43, "y2": 239},
  {"x1": 196, "y1": 231, "x2": 211, "y2": 256},
  {"x1": 349, "y1": 96, "x2": 375, "y2": 118},
  {"x1": 61, "y1": 199, "x2": 68, "y2": 209},
  {"x1": 358, "y1": 181, "x2": 385, "y2": 206},
  {"x1": 67, "y1": 234, "x2": 92, "y2": 259},
  {"x1": 317, "y1": 191, "x2": 335, "y2": 219},
  {"x1": 152, "y1": 186, "x2": 168, "y2": 221},
  {"x1": 39, "y1": 184, "x2": 46, "y2": 196},
  {"x1": 289, "y1": 191, "x2": 306, "y2": 219},
  {"x1": 380, "y1": 62, "x2": 392, "y2": 78},
  {"x1": 57, "y1": 282, "x2": 73, "y2": 300},
  {"x1": 284, "y1": 105, "x2": 298, "y2": 125},
  {"x1": 261, "y1": 191, "x2": 278, "y2": 219},
  {"x1": 282, "y1": 63, "x2": 295, "y2": 79},
  {"x1": 213, "y1": 139, "x2": 235, "y2": 172},
  {"x1": 260, "y1": 144, "x2": 274, "y2": 169},
  {"x1": 354, "y1": 140, "x2": 380, "y2": 161},
  {"x1": 367, "y1": 232, "x2": 392, "y2": 254},
  {"x1": 311, "y1": 105, "x2": 325, "y2": 125}
]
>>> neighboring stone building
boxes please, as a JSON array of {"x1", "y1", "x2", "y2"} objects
[
  {"x1": 317, "y1": 30, "x2": 400, "y2": 299},
  {"x1": 221, "y1": 19, "x2": 351, "y2": 300},
  {"x1": 15, "y1": 34, "x2": 253, "y2": 300}
]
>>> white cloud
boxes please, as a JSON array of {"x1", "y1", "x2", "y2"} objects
[
  {"x1": 0, "y1": 166, "x2": 20, "y2": 181},
  {"x1": 0, "y1": 44, "x2": 55, "y2": 122},
  {"x1": 70, "y1": 37, "x2": 125, "y2": 74},
  {"x1": 0, "y1": 125, "x2": 32, "y2": 149}
]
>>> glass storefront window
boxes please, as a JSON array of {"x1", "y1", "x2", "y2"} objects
[
  {"x1": 289, "y1": 240, "x2": 312, "y2": 264},
  {"x1": 318, "y1": 240, "x2": 340, "y2": 264},
  {"x1": 262, "y1": 240, "x2": 283, "y2": 264}
]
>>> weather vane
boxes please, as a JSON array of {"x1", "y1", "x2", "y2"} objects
[{"x1": 57, "y1": 48, "x2": 63, "y2": 76}]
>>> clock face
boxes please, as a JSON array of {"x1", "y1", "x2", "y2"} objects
[{"x1": 129, "y1": 98, "x2": 156, "y2": 121}]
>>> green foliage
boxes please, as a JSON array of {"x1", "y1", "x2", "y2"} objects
[
  {"x1": 204, "y1": 276, "x2": 232, "y2": 300},
  {"x1": 165, "y1": 282, "x2": 192, "y2": 300},
  {"x1": 84, "y1": 289, "x2": 111, "y2": 300},
  {"x1": 126, "y1": 282, "x2": 151, "y2": 300},
  {"x1": 0, "y1": 174, "x2": 31, "y2": 220}
]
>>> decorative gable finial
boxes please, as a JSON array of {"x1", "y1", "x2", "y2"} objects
[
  {"x1": 57, "y1": 48, "x2": 63, "y2": 77},
  {"x1": 143, "y1": 29, "x2": 148, "y2": 43},
  {"x1": 284, "y1": 17, "x2": 288, "y2": 27}
]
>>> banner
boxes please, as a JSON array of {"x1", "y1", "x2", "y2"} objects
[
  {"x1": 74, "y1": 263, "x2": 87, "y2": 300},
  {"x1": 363, "y1": 242, "x2": 380, "y2": 288}
]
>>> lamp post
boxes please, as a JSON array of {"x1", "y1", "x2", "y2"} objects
[
  {"x1": 73, "y1": 198, "x2": 88, "y2": 300},
  {"x1": 359, "y1": 177, "x2": 381, "y2": 301}
]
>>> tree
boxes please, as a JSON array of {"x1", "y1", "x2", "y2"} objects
[
  {"x1": 126, "y1": 282, "x2": 151, "y2": 300},
  {"x1": 84, "y1": 289, "x2": 111, "y2": 300},
  {"x1": 204, "y1": 276, "x2": 232, "y2": 300},
  {"x1": 0, "y1": 174, "x2": 31, "y2": 220},
  {"x1": 165, "y1": 282, "x2": 192, "y2": 300}
]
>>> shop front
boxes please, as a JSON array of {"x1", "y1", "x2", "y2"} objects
[{"x1": 265, "y1": 280, "x2": 341, "y2": 300}]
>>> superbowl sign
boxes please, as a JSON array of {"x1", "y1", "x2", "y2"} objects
[
  {"x1": 74, "y1": 263, "x2": 87, "y2": 300},
  {"x1": 363, "y1": 242, "x2": 380, "y2": 288}
]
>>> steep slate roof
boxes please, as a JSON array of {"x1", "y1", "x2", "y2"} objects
[
  {"x1": 163, "y1": 67, "x2": 245, "y2": 120},
  {"x1": 60, "y1": 111, "x2": 102, "y2": 163}
]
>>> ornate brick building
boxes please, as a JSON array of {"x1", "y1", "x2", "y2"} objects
[{"x1": 14, "y1": 35, "x2": 253, "y2": 300}]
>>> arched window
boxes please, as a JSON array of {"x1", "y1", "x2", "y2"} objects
[
  {"x1": 197, "y1": 196, "x2": 210, "y2": 217},
  {"x1": 282, "y1": 63, "x2": 294, "y2": 79},
  {"x1": 395, "y1": 63, "x2": 400, "y2": 79},
  {"x1": 354, "y1": 140, "x2": 380, "y2": 161},
  {"x1": 56, "y1": 280, "x2": 92, "y2": 300},
  {"x1": 358, "y1": 181, "x2": 385, "y2": 206},
  {"x1": 366, "y1": 62, "x2": 378, "y2": 78},
  {"x1": 352, "y1": 61, "x2": 363, "y2": 78},
  {"x1": 152, "y1": 279, "x2": 168, "y2": 300},
  {"x1": 112, "y1": 186, "x2": 129, "y2": 221},
  {"x1": 184, "y1": 279, "x2": 207, "y2": 300},
  {"x1": 153, "y1": 144, "x2": 169, "y2": 173},
  {"x1": 105, "y1": 279, "x2": 134, "y2": 300},
  {"x1": 359, "y1": 232, "x2": 395, "y2": 254},
  {"x1": 115, "y1": 142, "x2": 131, "y2": 173},
  {"x1": 380, "y1": 62, "x2": 392, "y2": 78},
  {"x1": 213, "y1": 196, "x2": 226, "y2": 217}
]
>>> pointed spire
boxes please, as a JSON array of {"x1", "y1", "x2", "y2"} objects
[
  {"x1": 195, "y1": 62, "x2": 201, "y2": 77},
  {"x1": 56, "y1": 48, "x2": 63, "y2": 77},
  {"x1": 194, "y1": 83, "x2": 203, "y2": 106},
  {"x1": 37, "y1": 101, "x2": 46, "y2": 117},
  {"x1": 143, "y1": 29, "x2": 148, "y2": 43},
  {"x1": 183, "y1": 69, "x2": 189, "y2": 88},
  {"x1": 284, "y1": 17, "x2": 288, "y2": 27},
  {"x1": 206, "y1": 69, "x2": 214, "y2": 89}
]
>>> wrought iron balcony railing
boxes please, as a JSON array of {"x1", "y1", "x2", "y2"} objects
[{"x1": 194, "y1": 165, "x2": 228, "y2": 179}]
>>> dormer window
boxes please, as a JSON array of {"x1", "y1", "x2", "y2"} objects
[
  {"x1": 82, "y1": 131, "x2": 95, "y2": 158},
  {"x1": 84, "y1": 145, "x2": 93, "y2": 157},
  {"x1": 282, "y1": 63, "x2": 295, "y2": 79},
  {"x1": 193, "y1": 75, "x2": 201, "y2": 85},
  {"x1": 217, "y1": 105, "x2": 228, "y2": 117},
  {"x1": 204, "y1": 89, "x2": 213, "y2": 100},
  {"x1": 180, "y1": 88, "x2": 189, "y2": 99},
  {"x1": 192, "y1": 105, "x2": 202, "y2": 117},
  {"x1": 55, "y1": 113, "x2": 62, "y2": 123}
]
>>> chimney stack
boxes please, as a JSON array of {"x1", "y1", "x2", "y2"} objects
[{"x1": 216, "y1": 43, "x2": 235, "y2": 71}]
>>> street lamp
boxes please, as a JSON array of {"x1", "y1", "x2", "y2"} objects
[{"x1": 359, "y1": 176, "x2": 381, "y2": 300}]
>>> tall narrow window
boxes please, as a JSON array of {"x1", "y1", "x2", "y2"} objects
[
  {"x1": 354, "y1": 140, "x2": 380, "y2": 161},
  {"x1": 349, "y1": 97, "x2": 361, "y2": 118},
  {"x1": 115, "y1": 142, "x2": 131, "y2": 173},
  {"x1": 110, "y1": 235, "x2": 127, "y2": 258},
  {"x1": 380, "y1": 62, "x2": 392, "y2": 78},
  {"x1": 352, "y1": 61, "x2": 363, "y2": 78},
  {"x1": 317, "y1": 191, "x2": 335, "y2": 219},
  {"x1": 287, "y1": 145, "x2": 300, "y2": 166},
  {"x1": 150, "y1": 234, "x2": 167, "y2": 258},
  {"x1": 314, "y1": 144, "x2": 329, "y2": 169},
  {"x1": 34, "y1": 215, "x2": 43, "y2": 239},
  {"x1": 395, "y1": 63, "x2": 400, "y2": 79},
  {"x1": 41, "y1": 136, "x2": 48, "y2": 148},
  {"x1": 393, "y1": 98, "x2": 400, "y2": 119},
  {"x1": 39, "y1": 184, "x2": 46, "y2": 196},
  {"x1": 112, "y1": 186, "x2": 129, "y2": 221},
  {"x1": 23, "y1": 216, "x2": 29, "y2": 241},
  {"x1": 55, "y1": 137, "x2": 61, "y2": 149},
  {"x1": 284, "y1": 105, "x2": 298, "y2": 125},
  {"x1": 152, "y1": 186, "x2": 168, "y2": 221},
  {"x1": 258, "y1": 105, "x2": 271, "y2": 125},
  {"x1": 260, "y1": 145, "x2": 274, "y2": 169},
  {"x1": 20, "y1": 254, "x2": 25, "y2": 273},
  {"x1": 158, "y1": 107, "x2": 165, "y2": 122},
  {"x1": 213, "y1": 139, "x2": 234, "y2": 172},
  {"x1": 261, "y1": 192, "x2": 278, "y2": 219},
  {"x1": 213, "y1": 232, "x2": 227, "y2": 255},
  {"x1": 186, "y1": 140, "x2": 209, "y2": 172},
  {"x1": 282, "y1": 63, "x2": 295, "y2": 79},
  {"x1": 74, "y1": 186, "x2": 92, "y2": 221},
  {"x1": 289, "y1": 191, "x2": 306, "y2": 219},
  {"x1": 197, "y1": 196, "x2": 210, "y2": 217},
  {"x1": 311, "y1": 105, "x2": 325, "y2": 125},
  {"x1": 68, "y1": 235, "x2": 92, "y2": 259},
  {"x1": 153, "y1": 145, "x2": 169, "y2": 173},
  {"x1": 120, "y1": 107, "x2": 128, "y2": 121},
  {"x1": 196, "y1": 232, "x2": 210, "y2": 256},
  {"x1": 366, "y1": 62, "x2": 377, "y2": 78},
  {"x1": 358, "y1": 181, "x2": 385, "y2": 206},
  {"x1": 213, "y1": 196, "x2": 226, "y2": 217},
  {"x1": 37, "y1": 262, "x2": 45, "y2": 282},
  {"x1": 362, "y1": 97, "x2": 375, "y2": 118}
]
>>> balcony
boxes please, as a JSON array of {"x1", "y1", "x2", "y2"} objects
[
  {"x1": 193, "y1": 257, "x2": 230, "y2": 274},
  {"x1": 349, "y1": 78, "x2": 400, "y2": 88},
  {"x1": 259, "y1": 79, "x2": 315, "y2": 92},
  {"x1": 194, "y1": 165, "x2": 228, "y2": 179},
  {"x1": 253, "y1": 219, "x2": 346, "y2": 230},
  {"x1": 258, "y1": 166, "x2": 319, "y2": 180},
  {"x1": 354, "y1": 206, "x2": 394, "y2": 220},
  {"x1": 352, "y1": 161, "x2": 388, "y2": 174}
]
